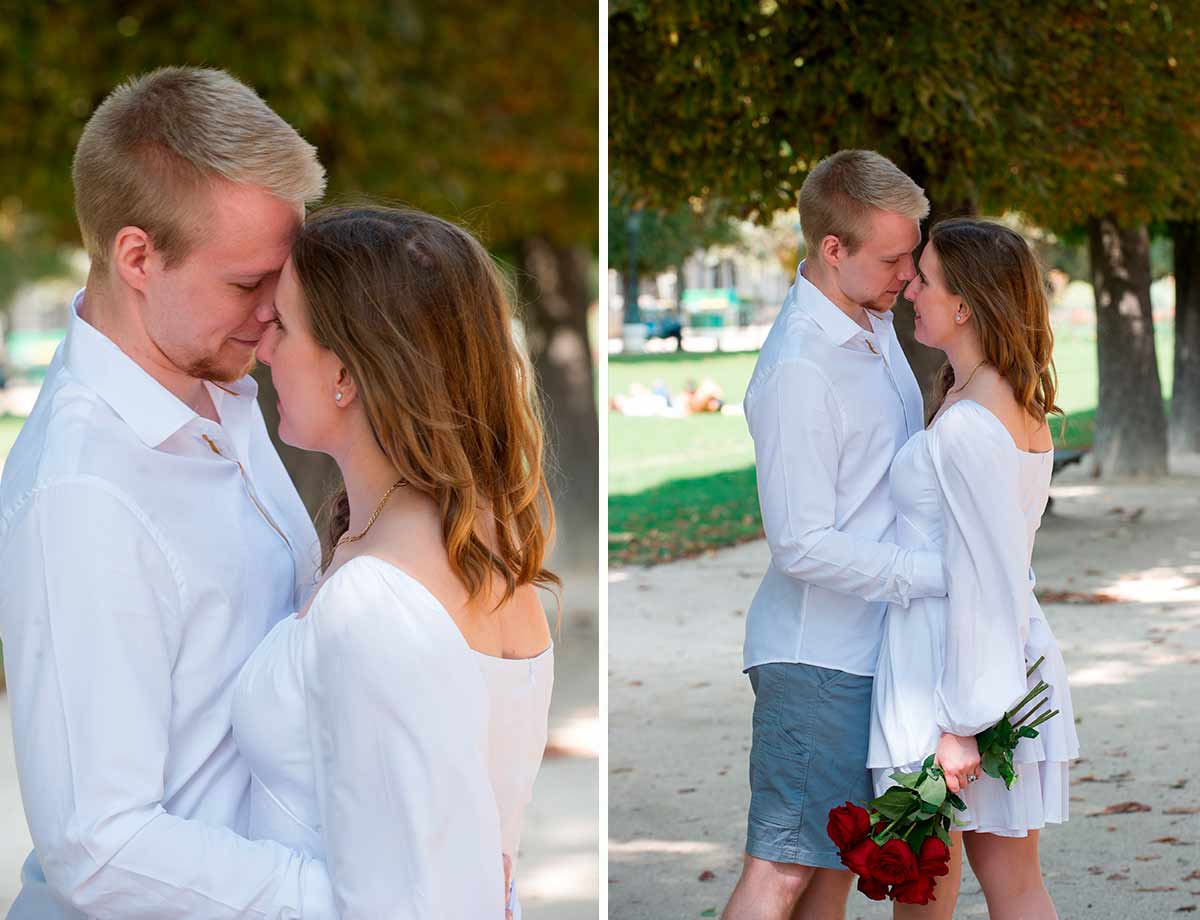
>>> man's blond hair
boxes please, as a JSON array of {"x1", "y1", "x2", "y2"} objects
[
  {"x1": 72, "y1": 67, "x2": 326, "y2": 272},
  {"x1": 798, "y1": 150, "x2": 929, "y2": 255}
]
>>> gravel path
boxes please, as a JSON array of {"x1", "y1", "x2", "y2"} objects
[{"x1": 609, "y1": 461, "x2": 1200, "y2": 919}]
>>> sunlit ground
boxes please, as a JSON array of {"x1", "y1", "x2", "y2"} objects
[{"x1": 609, "y1": 461, "x2": 1200, "y2": 919}]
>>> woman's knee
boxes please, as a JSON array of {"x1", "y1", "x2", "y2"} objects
[{"x1": 964, "y1": 833, "x2": 1044, "y2": 893}]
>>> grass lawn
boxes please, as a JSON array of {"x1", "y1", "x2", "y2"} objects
[
  {"x1": 609, "y1": 320, "x2": 1175, "y2": 566},
  {"x1": 0, "y1": 414, "x2": 23, "y2": 464}
]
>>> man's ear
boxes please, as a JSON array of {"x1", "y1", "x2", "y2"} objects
[
  {"x1": 112, "y1": 226, "x2": 158, "y2": 293},
  {"x1": 333, "y1": 365, "x2": 359, "y2": 408},
  {"x1": 819, "y1": 233, "x2": 845, "y2": 269}
]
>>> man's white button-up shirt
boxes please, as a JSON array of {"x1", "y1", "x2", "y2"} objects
[
  {"x1": 0, "y1": 291, "x2": 335, "y2": 918},
  {"x1": 743, "y1": 264, "x2": 946, "y2": 677}
]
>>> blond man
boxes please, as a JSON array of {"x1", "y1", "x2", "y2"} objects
[
  {"x1": 723, "y1": 151, "x2": 947, "y2": 919},
  {"x1": 0, "y1": 68, "x2": 336, "y2": 919}
]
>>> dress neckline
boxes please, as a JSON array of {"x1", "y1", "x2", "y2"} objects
[
  {"x1": 927, "y1": 399, "x2": 1054, "y2": 458},
  {"x1": 304, "y1": 554, "x2": 554, "y2": 664}
]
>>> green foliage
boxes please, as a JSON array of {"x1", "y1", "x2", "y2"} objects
[
  {"x1": 610, "y1": 0, "x2": 1025, "y2": 220},
  {"x1": 609, "y1": 2, "x2": 1200, "y2": 231},
  {"x1": 996, "y1": 1, "x2": 1194, "y2": 229},
  {"x1": 608, "y1": 198, "x2": 738, "y2": 279},
  {"x1": 0, "y1": 1, "x2": 597, "y2": 253}
]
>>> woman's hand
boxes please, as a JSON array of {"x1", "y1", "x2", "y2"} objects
[{"x1": 935, "y1": 732, "x2": 981, "y2": 794}]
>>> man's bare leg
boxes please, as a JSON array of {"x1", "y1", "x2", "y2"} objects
[
  {"x1": 787, "y1": 867, "x2": 854, "y2": 920},
  {"x1": 723, "y1": 854, "x2": 831, "y2": 920}
]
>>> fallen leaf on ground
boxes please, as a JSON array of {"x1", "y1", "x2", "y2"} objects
[
  {"x1": 1089, "y1": 802, "x2": 1152, "y2": 816},
  {"x1": 1135, "y1": 886, "x2": 1177, "y2": 892},
  {"x1": 1136, "y1": 855, "x2": 1162, "y2": 861},
  {"x1": 1165, "y1": 808, "x2": 1200, "y2": 815},
  {"x1": 698, "y1": 870, "x2": 715, "y2": 881},
  {"x1": 677, "y1": 787, "x2": 696, "y2": 794},
  {"x1": 1036, "y1": 590, "x2": 1121, "y2": 604},
  {"x1": 1107, "y1": 873, "x2": 1129, "y2": 880}
]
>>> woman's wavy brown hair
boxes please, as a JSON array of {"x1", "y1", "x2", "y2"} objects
[
  {"x1": 292, "y1": 205, "x2": 559, "y2": 604},
  {"x1": 926, "y1": 218, "x2": 1061, "y2": 428}
]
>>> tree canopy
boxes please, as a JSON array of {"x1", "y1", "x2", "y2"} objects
[{"x1": 0, "y1": 1, "x2": 597, "y2": 256}]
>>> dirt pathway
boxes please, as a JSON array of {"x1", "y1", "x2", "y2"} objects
[{"x1": 609, "y1": 461, "x2": 1200, "y2": 919}]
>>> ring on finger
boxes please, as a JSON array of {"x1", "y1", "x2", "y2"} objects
[{"x1": 967, "y1": 773, "x2": 978, "y2": 783}]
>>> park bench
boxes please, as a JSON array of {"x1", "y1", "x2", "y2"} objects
[{"x1": 1046, "y1": 448, "x2": 1088, "y2": 513}]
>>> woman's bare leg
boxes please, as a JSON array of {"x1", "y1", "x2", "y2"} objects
[
  {"x1": 891, "y1": 831, "x2": 963, "y2": 920},
  {"x1": 963, "y1": 830, "x2": 1057, "y2": 920}
]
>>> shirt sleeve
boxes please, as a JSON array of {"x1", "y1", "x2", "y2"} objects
[
  {"x1": 303, "y1": 562, "x2": 505, "y2": 919},
  {"x1": 927, "y1": 407, "x2": 1033, "y2": 736},
  {"x1": 748, "y1": 359, "x2": 946, "y2": 605},
  {"x1": 0, "y1": 478, "x2": 337, "y2": 919}
]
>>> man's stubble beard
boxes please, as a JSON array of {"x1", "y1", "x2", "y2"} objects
[{"x1": 185, "y1": 352, "x2": 257, "y2": 384}]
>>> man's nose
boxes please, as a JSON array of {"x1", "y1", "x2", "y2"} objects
[
  {"x1": 253, "y1": 298, "x2": 275, "y2": 325},
  {"x1": 255, "y1": 328, "x2": 275, "y2": 366}
]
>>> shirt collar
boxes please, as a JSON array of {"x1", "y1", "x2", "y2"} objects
[
  {"x1": 64, "y1": 288, "x2": 259, "y2": 451},
  {"x1": 791, "y1": 261, "x2": 896, "y2": 345}
]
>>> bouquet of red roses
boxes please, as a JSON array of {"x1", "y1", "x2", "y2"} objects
[
  {"x1": 828, "y1": 658, "x2": 1060, "y2": 904},
  {"x1": 827, "y1": 758, "x2": 956, "y2": 904}
]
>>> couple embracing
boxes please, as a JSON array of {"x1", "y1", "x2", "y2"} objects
[
  {"x1": 0, "y1": 68, "x2": 555, "y2": 918},
  {"x1": 724, "y1": 151, "x2": 1079, "y2": 919}
]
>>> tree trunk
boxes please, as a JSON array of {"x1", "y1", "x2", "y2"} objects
[
  {"x1": 254, "y1": 368, "x2": 341, "y2": 554},
  {"x1": 1087, "y1": 217, "x2": 1168, "y2": 477},
  {"x1": 1169, "y1": 220, "x2": 1200, "y2": 455},
  {"x1": 517, "y1": 236, "x2": 599, "y2": 575}
]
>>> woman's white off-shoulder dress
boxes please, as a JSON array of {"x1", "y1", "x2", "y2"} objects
[
  {"x1": 231, "y1": 555, "x2": 553, "y2": 918},
  {"x1": 868, "y1": 401, "x2": 1079, "y2": 836}
]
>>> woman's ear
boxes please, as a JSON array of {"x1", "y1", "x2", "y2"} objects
[{"x1": 333, "y1": 366, "x2": 359, "y2": 408}]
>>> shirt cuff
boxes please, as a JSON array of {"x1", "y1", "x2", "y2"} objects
[{"x1": 910, "y1": 549, "x2": 947, "y2": 600}]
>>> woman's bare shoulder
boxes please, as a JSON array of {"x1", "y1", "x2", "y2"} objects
[
  {"x1": 493, "y1": 584, "x2": 554, "y2": 659},
  {"x1": 963, "y1": 370, "x2": 1052, "y2": 452}
]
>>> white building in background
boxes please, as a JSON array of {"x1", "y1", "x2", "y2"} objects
[{"x1": 608, "y1": 211, "x2": 802, "y2": 350}]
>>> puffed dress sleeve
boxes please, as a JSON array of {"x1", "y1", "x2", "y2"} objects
[
  {"x1": 302, "y1": 559, "x2": 505, "y2": 919},
  {"x1": 927, "y1": 403, "x2": 1032, "y2": 737}
]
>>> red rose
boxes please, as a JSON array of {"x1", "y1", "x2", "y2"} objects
[
  {"x1": 827, "y1": 802, "x2": 872, "y2": 850},
  {"x1": 840, "y1": 839, "x2": 876, "y2": 877},
  {"x1": 892, "y1": 874, "x2": 937, "y2": 905},
  {"x1": 866, "y1": 838, "x2": 919, "y2": 885},
  {"x1": 856, "y1": 875, "x2": 890, "y2": 901},
  {"x1": 918, "y1": 836, "x2": 951, "y2": 878}
]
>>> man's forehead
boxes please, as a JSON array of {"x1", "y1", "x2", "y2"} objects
[{"x1": 865, "y1": 211, "x2": 921, "y2": 254}]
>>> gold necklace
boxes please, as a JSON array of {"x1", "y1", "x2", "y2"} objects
[
  {"x1": 949, "y1": 360, "x2": 988, "y2": 395},
  {"x1": 337, "y1": 478, "x2": 408, "y2": 547}
]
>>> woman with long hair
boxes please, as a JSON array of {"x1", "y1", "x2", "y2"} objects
[
  {"x1": 868, "y1": 219, "x2": 1079, "y2": 919},
  {"x1": 231, "y1": 205, "x2": 559, "y2": 918}
]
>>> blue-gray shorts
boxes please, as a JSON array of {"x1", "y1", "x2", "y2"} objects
[{"x1": 745, "y1": 661, "x2": 874, "y2": 869}]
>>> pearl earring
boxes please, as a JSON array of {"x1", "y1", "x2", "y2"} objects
[{"x1": 335, "y1": 391, "x2": 343, "y2": 402}]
